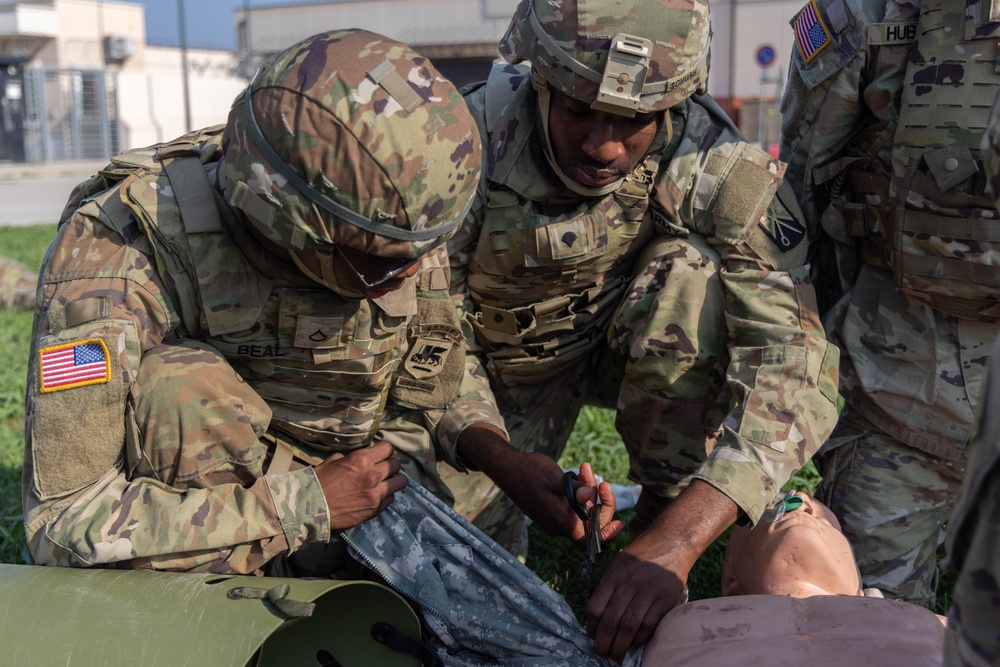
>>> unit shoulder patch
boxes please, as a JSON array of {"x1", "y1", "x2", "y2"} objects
[{"x1": 760, "y1": 190, "x2": 806, "y2": 251}]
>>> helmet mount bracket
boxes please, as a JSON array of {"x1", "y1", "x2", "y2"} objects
[{"x1": 592, "y1": 33, "x2": 651, "y2": 117}]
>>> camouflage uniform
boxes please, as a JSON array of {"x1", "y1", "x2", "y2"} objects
[
  {"x1": 0, "y1": 255, "x2": 37, "y2": 311},
  {"x1": 780, "y1": 0, "x2": 999, "y2": 606},
  {"x1": 434, "y1": 0, "x2": 840, "y2": 552},
  {"x1": 942, "y1": 100, "x2": 1000, "y2": 667},
  {"x1": 22, "y1": 30, "x2": 482, "y2": 575}
]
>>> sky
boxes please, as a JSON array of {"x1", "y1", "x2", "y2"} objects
[{"x1": 133, "y1": 0, "x2": 324, "y2": 51}]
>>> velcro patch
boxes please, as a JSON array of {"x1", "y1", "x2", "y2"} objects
[
  {"x1": 760, "y1": 190, "x2": 806, "y2": 251},
  {"x1": 39, "y1": 338, "x2": 110, "y2": 392},
  {"x1": 794, "y1": 0, "x2": 832, "y2": 63}
]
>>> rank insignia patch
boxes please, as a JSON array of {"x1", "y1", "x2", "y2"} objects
[
  {"x1": 760, "y1": 191, "x2": 806, "y2": 251},
  {"x1": 39, "y1": 339, "x2": 110, "y2": 392},
  {"x1": 794, "y1": 0, "x2": 831, "y2": 63}
]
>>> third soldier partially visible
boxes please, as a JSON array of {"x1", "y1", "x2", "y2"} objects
[{"x1": 781, "y1": 0, "x2": 998, "y2": 608}]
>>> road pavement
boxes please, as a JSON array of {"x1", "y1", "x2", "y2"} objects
[{"x1": 0, "y1": 160, "x2": 107, "y2": 227}]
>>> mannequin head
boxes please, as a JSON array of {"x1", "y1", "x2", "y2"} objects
[{"x1": 721, "y1": 492, "x2": 863, "y2": 598}]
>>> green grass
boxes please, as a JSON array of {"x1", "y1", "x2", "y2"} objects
[
  {"x1": 0, "y1": 224, "x2": 56, "y2": 565},
  {"x1": 0, "y1": 223, "x2": 954, "y2": 620}
]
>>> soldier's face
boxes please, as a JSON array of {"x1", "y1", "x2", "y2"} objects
[{"x1": 547, "y1": 89, "x2": 662, "y2": 189}]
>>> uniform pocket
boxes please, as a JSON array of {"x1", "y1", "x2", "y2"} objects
[{"x1": 728, "y1": 345, "x2": 808, "y2": 452}]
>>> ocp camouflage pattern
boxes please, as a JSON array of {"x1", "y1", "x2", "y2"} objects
[
  {"x1": 780, "y1": 0, "x2": 996, "y2": 604},
  {"x1": 499, "y1": 0, "x2": 710, "y2": 112},
  {"x1": 223, "y1": 29, "x2": 482, "y2": 259},
  {"x1": 944, "y1": 347, "x2": 1000, "y2": 667},
  {"x1": 23, "y1": 30, "x2": 481, "y2": 574},
  {"x1": 436, "y1": 61, "x2": 838, "y2": 538}
]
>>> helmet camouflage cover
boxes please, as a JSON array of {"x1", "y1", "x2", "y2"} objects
[
  {"x1": 499, "y1": 0, "x2": 710, "y2": 116},
  {"x1": 223, "y1": 29, "x2": 483, "y2": 259}
]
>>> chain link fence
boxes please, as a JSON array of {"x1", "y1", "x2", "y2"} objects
[{"x1": 23, "y1": 67, "x2": 120, "y2": 162}]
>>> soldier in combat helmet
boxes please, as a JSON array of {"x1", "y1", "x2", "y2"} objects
[
  {"x1": 780, "y1": 0, "x2": 999, "y2": 609},
  {"x1": 21, "y1": 29, "x2": 483, "y2": 578},
  {"x1": 416, "y1": 0, "x2": 841, "y2": 662}
]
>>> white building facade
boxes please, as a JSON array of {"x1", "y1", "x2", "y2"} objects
[
  {"x1": 0, "y1": 0, "x2": 811, "y2": 163},
  {"x1": 0, "y1": 0, "x2": 245, "y2": 162}
]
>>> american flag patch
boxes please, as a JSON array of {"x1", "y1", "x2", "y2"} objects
[
  {"x1": 794, "y1": 0, "x2": 831, "y2": 63},
  {"x1": 39, "y1": 339, "x2": 110, "y2": 393}
]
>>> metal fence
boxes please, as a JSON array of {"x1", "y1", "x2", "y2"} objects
[{"x1": 23, "y1": 67, "x2": 120, "y2": 162}]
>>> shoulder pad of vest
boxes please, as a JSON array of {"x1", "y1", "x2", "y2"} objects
[
  {"x1": 481, "y1": 62, "x2": 533, "y2": 135},
  {"x1": 789, "y1": 0, "x2": 863, "y2": 90}
]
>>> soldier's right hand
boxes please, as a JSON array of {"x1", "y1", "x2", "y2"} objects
[{"x1": 313, "y1": 441, "x2": 407, "y2": 530}]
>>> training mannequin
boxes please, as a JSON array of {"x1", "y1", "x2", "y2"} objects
[{"x1": 639, "y1": 492, "x2": 946, "y2": 666}]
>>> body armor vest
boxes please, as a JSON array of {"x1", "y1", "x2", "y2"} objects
[
  {"x1": 849, "y1": 0, "x2": 1000, "y2": 319},
  {"x1": 72, "y1": 127, "x2": 431, "y2": 454},
  {"x1": 466, "y1": 69, "x2": 657, "y2": 387}
]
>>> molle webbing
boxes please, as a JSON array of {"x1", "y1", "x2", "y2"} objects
[
  {"x1": 895, "y1": 0, "x2": 1000, "y2": 159},
  {"x1": 472, "y1": 279, "x2": 626, "y2": 348}
]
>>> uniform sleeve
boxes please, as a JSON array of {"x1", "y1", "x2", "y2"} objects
[
  {"x1": 434, "y1": 194, "x2": 510, "y2": 470},
  {"x1": 653, "y1": 98, "x2": 841, "y2": 523},
  {"x1": 697, "y1": 203, "x2": 841, "y2": 523},
  {"x1": 23, "y1": 212, "x2": 331, "y2": 572},
  {"x1": 778, "y1": 0, "x2": 869, "y2": 231}
]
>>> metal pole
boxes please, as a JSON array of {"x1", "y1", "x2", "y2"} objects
[
  {"x1": 177, "y1": 0, "x2": 192, "y2": 132},
  {"x1": 244, "y1": 0, "x2": 252, "y2": 78},
  {"x1": 758, "y1": 68, "x2": 766, "y2": 148}
]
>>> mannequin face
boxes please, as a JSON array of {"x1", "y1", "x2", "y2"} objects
[{"x1": 721, "y1": 492, "x2": 863, "y2": 598}]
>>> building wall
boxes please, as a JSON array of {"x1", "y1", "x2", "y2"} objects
[
  {"x1": 117, "y1": 46, "x2": 245, "y2": 148},
  {"x1": 12, "y1": 0, "x2": 246, "y2": 156},
  {"x1": 237, "y1": 0, "x2": 516, "y2": 85},
  {"x1": 709, "y1": 0, "x2": 802, "y2": 101}
]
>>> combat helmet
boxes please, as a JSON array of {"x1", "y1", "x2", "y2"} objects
[
  {"x1": 222, "y1": 29, "x2": 482, "y2": 277},
  {"x1": 499, "y1": 0, "x2": 711, "y2": 117}
]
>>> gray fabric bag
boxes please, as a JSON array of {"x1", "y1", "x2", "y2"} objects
[{"x1": 341, "y1": 476, "x2": 643, "y2": 666}]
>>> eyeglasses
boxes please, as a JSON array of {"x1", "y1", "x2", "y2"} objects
[{"x1": 334, "y1": 245, "x2": 420, "y2": 289}]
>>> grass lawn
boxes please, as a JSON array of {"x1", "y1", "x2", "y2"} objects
[{"x1": 0, "y1": 223, "x2": 954, "y2": 619}]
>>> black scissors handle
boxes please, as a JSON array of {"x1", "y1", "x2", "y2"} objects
[
  {"x1": 563, "y1": 470, "x2": 590, "y2": 522},
  {"x1": 564, "y1": 470, "x2": 603, "y2": 594}
]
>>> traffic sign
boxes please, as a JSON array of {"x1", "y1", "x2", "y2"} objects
[{"x1": 755, "y1": 44, "x2": 776, "y2": 68}]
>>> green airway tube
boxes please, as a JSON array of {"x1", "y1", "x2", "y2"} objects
[{"x1": 783, "y1": 495, "x2": 805, "y2": 513}]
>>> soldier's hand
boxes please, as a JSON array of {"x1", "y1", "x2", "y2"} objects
[
  {"x1": 313, "y1": 441, "x2": 406, "y2": 530},
  {"x1": 571, "y1": 462, "x2": 624, "y2": 547},
  {"x1": 586, "y1": 480, "x2": 738, "y2": 664},
  {"x1": 585, "y1": 528, "x2": 689, "y2": 664}
]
